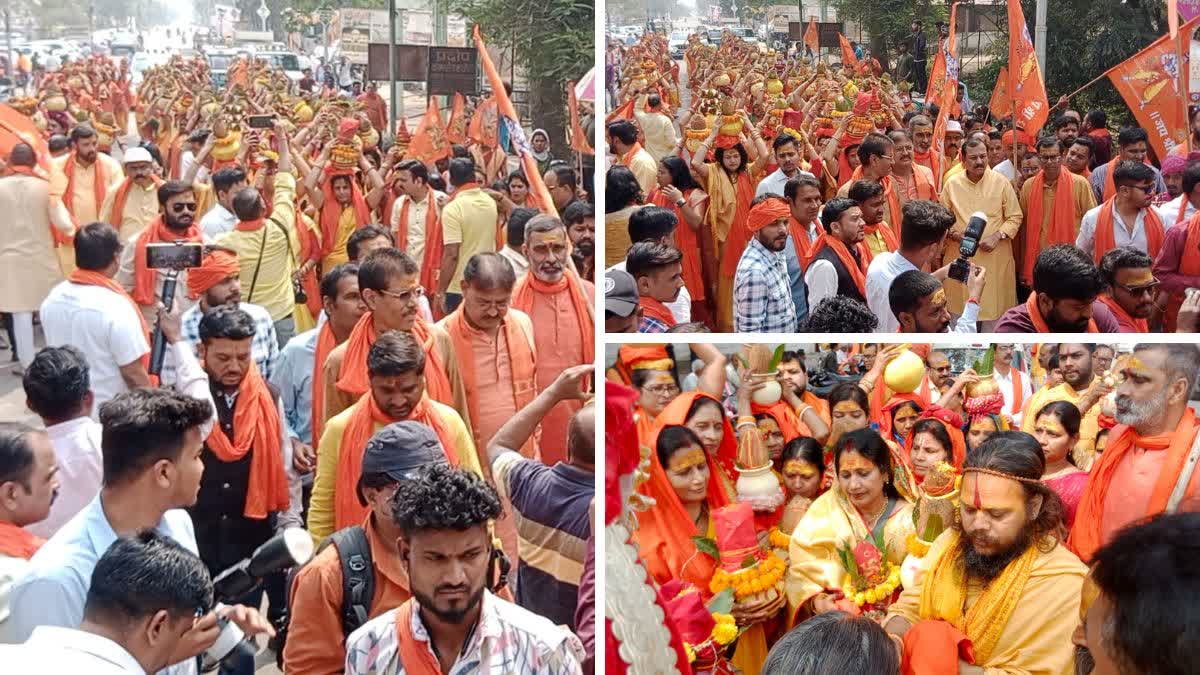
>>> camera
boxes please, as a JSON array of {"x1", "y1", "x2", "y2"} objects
[
  {"x1": 201, "y1": 528, "x2": 314, "y2": 672},
  {"x1": 948, "y1": 211, "x2": 988, "y2": 284}
]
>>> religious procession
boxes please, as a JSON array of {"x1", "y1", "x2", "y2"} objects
[
  {"x1": 605, "y1": 340, "x2": 1200, "y2": 674},
  {"x1": 0, "y1": 6, "x2": 596, "y2": 674},
  {"x1": 604, "y1": 2, "x2": 1200, "y2": 334}
]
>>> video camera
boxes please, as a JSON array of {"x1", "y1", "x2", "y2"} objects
[
  {"x1": 948, "y1": 211, "x2": 987, "y2": 284},
  {"x1": 146, "y1": 242, "x2": 204, "y2": 377},
  {"x1": 201, "y1": 528, "x2": 314, "y2": 672}
]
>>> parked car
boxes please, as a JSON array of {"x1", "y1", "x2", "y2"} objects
[
  {"x1": 668, "y1": 31, "x2": 687, "y2": 59},
  {"x1": 256, "y1": 50, "x2": 304, "y2": 82}
]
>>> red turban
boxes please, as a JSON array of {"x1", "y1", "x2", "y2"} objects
[
  {"x1": 186, "y1": 249, "x2": 240, "y2": 300},
  {"x1": 747, "y1": 197, "x2": 791, "y2": 232}
]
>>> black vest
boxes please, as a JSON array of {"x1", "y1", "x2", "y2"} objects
[
  {"x1": 811, "y1": 244, "x2": 867, "y2": 304},
  {"x1": 188, "y1": 381, "x2": 280, "y2": 576}
]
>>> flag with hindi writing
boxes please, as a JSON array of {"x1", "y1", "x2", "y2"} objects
[
  {"x1": 838, "y1": 33, "x2": 858, "y2": 67},
  {"x1": 988, "y1": 66, "x2": 1011, "y2": 119},
  {"x1": 408, "y1": 98, "x2": 451, "y2": 163},
  {"x1": 1007, "y1": 0, "x2": 1051, "y2": 134},
  {"x1": 445, "y1": 93, "x2": 468, "y2": 145},
  {"x1": 804, "y1": 18, "x2": 820, "y2": 56},
  {"x1": 473, "y1": 24, "x2": 558, "y2": 216},
  {"x1": 925, "y1": 38, "x2": 947, "y2": 105},
  {"x1": 1105, "y1": 15, "x2": 1200, "y2": 159},
  {"x1": 568, "y1": 81, "x2": 594, "y2": 156},
  {"x1": 468, "y1": 95, "x2": 500, "y2": 148},
  {"x1": 930, "y1": 2, "x2": 960, "y2": 182}
]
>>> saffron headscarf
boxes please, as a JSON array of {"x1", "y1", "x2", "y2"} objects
[
  {"x1": 747, "y1": 196, "x2": 791, "y2": 232},
  {"x1": 186, "y1": 249, "x2": 240, "y2": 300}
]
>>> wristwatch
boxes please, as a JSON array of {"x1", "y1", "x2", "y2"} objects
[{"x1": 675, "y1": 198, "x2": 686, "y2": 208}]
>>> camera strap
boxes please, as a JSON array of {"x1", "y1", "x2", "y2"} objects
[
  {"x1": 328, "y1": 526, "x2": 375, "y2": 638},
  {"x1": 247, "y1": 226, "x2": 268, "y2": 305}
]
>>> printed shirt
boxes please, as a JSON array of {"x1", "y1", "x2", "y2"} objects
[
  {"x1": 733, "y1": 236, "x2": 797, "y2": 333},
  {"x1": 343, "y1": 591, "x2": 585, "y2": 675},
  {"x1": 174, "y1": 301, "x2": 279, "y2": 379}
]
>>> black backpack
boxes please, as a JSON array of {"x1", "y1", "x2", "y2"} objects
[{"x1": 275, "y1": 526, "x2": 376, "y2": 668}]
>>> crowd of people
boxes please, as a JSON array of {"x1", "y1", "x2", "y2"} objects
[
  {"x1": 603, "y1": 29, "x2": 1200, "y2": 334},
  {"x1": 0, "y1": 50, "x2": 598, "y2": 674},
  {"x1": 605, "y1": 341, "x2": 1200, "y2": 674}
]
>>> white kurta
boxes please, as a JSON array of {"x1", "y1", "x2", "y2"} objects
[{"x1": 0, "y1": 174, "x2": 74, "y2": 312}]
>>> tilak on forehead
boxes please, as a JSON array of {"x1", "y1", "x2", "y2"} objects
[
  {"x1": 667, "y1": 447, "x2": 707, "y2": 474},
  {"x1": 962, "y1": 468, "x2": 1039, "y2": 509},
  {"x1": 645, "y1": 371, "x2": 675, "y2": 388},
  {"x1": 784, "y1": 459, "x2": 819, "y2": 477},
  {"x1": 1121, "y1": 268, "x2": 1156, "y2": 287},
  {"x1": 931, "y1": 288, "x2": 947, "y2": 306},
  {"x1": 840, "y1": 452, "x2": 876, "y2": 473}
]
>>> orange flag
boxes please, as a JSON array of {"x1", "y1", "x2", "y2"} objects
[
  {"x1": 445, "y1": 93, "x2": 468, "y2": 145},
  {"x1": 408, "y1": 98, "x2": 451, "y2": 164},
  {"x1": 606, "y1": 98, "x2": 635, "y2": 123},
  {"x1": 804, "y1": 18, "x2": 820, "y2": 56},
  {"x1": 1007, "y1": 0, "x2": 1050, "y2": 134},
  {"x1": 568, "y1": 81, "x2": 594, "y2": 156},
  {"x1": 838, "y1": 33, "x2": 858, "y2": 67},
  {"x1": 930, "y1": 2, "x2": 960, "y2": 182},
  {"x1": 925, "y1": 40, "x2": 946, "y2": 105},
  {"x1": 988, "y1": 65, "x2": 1011, "y2": 119},
  {"x1": 1105, "y1": 16, "x2": 1200, "y2": 160},
  {"x1": 468, "y1": 95, "x2": 499, "y2": 148},
  {"x1": 473, "y1": 25, "x2": 558, "y2": 217},
  {"x1": 0, "y1": 104, "x2": 52, "y2": 178}
]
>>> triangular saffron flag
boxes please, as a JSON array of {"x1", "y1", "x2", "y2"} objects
[
  {"x1": 838, "y1": 33, "x2": 858, "y2": 67},
  {"x1": 468, "y1": 95, "x2": 499, "y2": 148},
  {"x1": 408, "y1": 98, "x2": 451, "y2": 164},
  {"x1": 568, "y1": 81, "x2": 594, "y2": 156},
  {"x1": 1007, "y1": 0, "x2": 1051, "y2": 134},
  {"x1": 446, "y1": 93, "x2": 468, "y2": 145}
]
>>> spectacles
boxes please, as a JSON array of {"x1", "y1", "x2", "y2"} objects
[
  {"x1": 171, "y1": 202, "x2": 198, "y2": 212},
  {"x1": 1038, "y1": 155, "x2": 1061, "y2": 163},
  {"x1": 643, "y1": 383, "x2": 680, "y2": 397},
  {"x1": 1123, "y1": 184, "x2": 1155, "y2": 194},
  {"x1": 1114, "y1": 278, "x2": 1160, "y2": 295},
  {"x1": 378, "y1": 286, "x2": 425, "y2": 305}
]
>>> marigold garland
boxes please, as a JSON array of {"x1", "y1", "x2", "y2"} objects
[
  {"x1": 708, "y1": 554, "x2": 786, "y2": 599},
  {"x1": 768, "y1": 527, "x2": 792, "y2": 550},
  {"x1": 841, "y1": 562, "x2": 902, "y2": 607},
  {"x1": 905, "y1": 532, "x2": 931, "y2": 558}
]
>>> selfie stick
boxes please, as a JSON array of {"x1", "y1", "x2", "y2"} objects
[{"x1": 149, "y1": 269, "x2": 181, "y2": 377}]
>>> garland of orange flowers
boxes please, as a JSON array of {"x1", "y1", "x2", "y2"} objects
[
  {"x1": 708, "y1": 554, "x2": 786, "y2": 599},
  {"x1": 767, "y1": 528, "x2": 792, "y2": 550},
  {"x1": 840, "y1": 560, "x2": 902, "y2": 607},
  {"x1": 683, "y1": 613, "x2": 739, "y2": 663},
  {"x1": 905, "y1": 532, "x2": 932, "y2": 558}
]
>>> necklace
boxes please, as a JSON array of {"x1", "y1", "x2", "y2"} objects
[{"x1": 861, "y1": 497, "x2": 889, "y2": 530}]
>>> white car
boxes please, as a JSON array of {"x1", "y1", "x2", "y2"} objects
[
  {"x1": 668, "y1": 31, "x2": 687, "y2": 59},
  {"x1": 256, "y1": 51, "x2": 304, "y2": 83}
]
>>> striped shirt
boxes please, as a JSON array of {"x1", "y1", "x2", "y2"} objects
[{"x1": 492, "y1": 452, "x2": 592, "y2": 630}]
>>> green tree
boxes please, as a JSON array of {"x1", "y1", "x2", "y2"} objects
[
  {"x1": 446, "y1": 0, "x2": 593, "y2": 157},
  {"x1": 830, "y1": 0, "x2": 946, "y2": 70}
]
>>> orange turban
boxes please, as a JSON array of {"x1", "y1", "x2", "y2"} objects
[
  {"x1": 186, "y1": 249, "x2": 240, "y2": 300},
  {"x1": 747, "y1": 197, "x2": 791, "y2": 232},
  {"x1": 1002, "y1": 130, "x2": 1034, "y2": 147}
]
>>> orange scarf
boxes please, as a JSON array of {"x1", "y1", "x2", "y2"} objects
[
  {"x1": 318, "y1": 172, "x2": 371, "y2": 258},
  {"x1": 897, "y1": 163, "x2": 937, "y2": 201},
  {"x1": 1100, "y1": 157, "x2": 1120, "y2": 201},
  {"x1": 132, "y1": 217, "x2": 202, "y2": 305},
  {"x1": 995, "y1": 365, "x2": 1025, "y2": 416},
  {"x1": 334, "y1": 393, "x2": 457, "y2": 530},
  {"x1": 68, "y1": 269, "x2": 151, "y2": 370},
  {"x1": 717, "y1": 172, "x2": 758, "y2": 277},
  {"x1": 0, "y1": 521, "x2": 43, "y2": 559},
  {"x1": 810, "y1": 233, "x2": 868, "y2": 297},
  {"x1": 1024, "y1": 293, "x2": 1098, "y2": 333},
  {"x1": 801, "y1": 389, "x2": 832, "y2": 427},
  {"x1": 1093, "y1": 199, "x2": 1165, "y2": 266},
  {"x1": 1022, "y1": 169, "x2": 1080, "y2": 282},
  {"x1": 619, "y1": 142, "x2": 646, "y2": 167},
  {"x1": 790, "y1": 217, "x2": 816, "y2": 267},
  {"x1": 107, "y1": 176, "x2": 164, "y2": 228},
  {"x1": 1096, "y1": 294, "x2": 1149, "y2": 333},
  {"x1": 335, "y1": 313, "x2": 455, "y2": 407},
  {"x1": 751, "y1": 400, "x2": 805, "y2": 441},
  {"x1": 62, "y1": 152, "x2": 106, "y2": 221},
  {"x1": 1070, "y1": 411, "x2": 1200, "y2": 562},
  {"x1": 913, "y1": 150, "x2": 934, "y2": 174},
  {"x1": 650, "y1": 188, "x2": 706, "y2": 301},
  {"x1": 442, "y1": 307, "x2": 537, "y2": 456},
  {"x1": 204, "y1": 363, "x2": 290, "y2": 519},
  {"x1": 639, "y1": 296, "x2": 677, "y2": 329},
  {"x1": 864, "y1": 222, "x2": 899, "y2": 258},
  {"x1": 310, "y1": 321, "x2": 338, "y2": 444},
  {"x1": 511, "y1": 269, "x2": 595, "y2": 365},
  {"x1": 395, "y1": 188, "x2": 443, "y2": 292},
  {"x1": 1166, "y1": 213, "x2": 1200, "y2": 330},
  {"x1": 848, "y1": 167, "x2": 903, "y2": 238},
  {"x1": 395, "y1": 599, "x2": 443, "y2": 675}
]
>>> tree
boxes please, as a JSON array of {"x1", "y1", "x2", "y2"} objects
[
  {"x1": 446, "y1": 0, "x2": 593, "y2": 158},
  {"x1": 830, "y1": 0, "x2": 946, "y2": 71}
]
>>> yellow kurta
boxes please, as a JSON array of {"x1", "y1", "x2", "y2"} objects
[
  {"x1": 99, "y1": 179, "x2": 161, "y2": 241},
  {"x1": 214, "y1": 173, "x2": 300, "y2": 321},
  {"x1": 786, "y1": 487, "x2": 914, "y2": 619},
  {"x1": 635, "y1": 103, "x2": 678, "y2": 161},
  {"x1": 864, "y1": 226, "x2": 894, "y2": 258},
  {"x1": 886, "y1": 530, "x2": 1086, "y2": 675},
  {"x1": 307, "y1": 397, "x2": 482, "y2": 546},
  {"x1": 1018, "y1": 173, "x2": 1096, "y2": 271},
  {"x1": 1021, "y1": 383, "x2": 1101, "y2": 470},
  {"x1": 623, "y1": 146, "x2": 660, "y2": 200},
  {"x1": 0, "y1": 175, "x2": 74, "y2": 311},
  {"x1": 605, "y1": 205, "x2": 639, "y2": 268},
  {"x1": 940, "y1": 169, "x2": 1024, "y2": 321},
  {"x1": 322, "y1": 206, "x2": 360, "y2": 270},
  {"x1": 54, "y1": 152, "x2": 126, "y2": 222}
]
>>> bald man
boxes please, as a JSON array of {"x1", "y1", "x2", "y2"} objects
[{"x1": 927, "y1": 351, "x2": 954, "y2": 389}]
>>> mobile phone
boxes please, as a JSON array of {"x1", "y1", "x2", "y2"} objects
[
  {"x1": 247, "y1": 114, "x2": 276, "y2": 129},
  {"x1": 146, "y1": 242, "x2": 203, "y2": 270}
]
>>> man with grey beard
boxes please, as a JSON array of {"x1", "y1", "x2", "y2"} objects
[
  {"x1": 1068, "y1": 343, "x2": 1200, "y2": 565},
  {"x1": 884, "y1": 432, "x2": 1086, "y2": 674}
]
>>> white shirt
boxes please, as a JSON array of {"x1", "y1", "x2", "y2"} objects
[
  {"x1": 992, "y1": 365, "x2": 1033, "y2": 426},
  {"x1": 755, "y1": 167, "x2": 815, "y2": 199},
  {"x1": 1077, "y1": 204, "x2": 1151, "y2": 259},
  {"x1": 804, "y1": 259, "x2": 840, "y2": 310},
  {"x1": 388, "y1": 190, "x2": 446, "y2": 271},
  {"x1": 28, "y1": 418, "x2": 103, "y2": 540},
  {"x1": 608, "y1": 259, "x2": 691, "y2": 324},
  {"x1": 498, "y1": 245, "x2": 529, "y2": 278},
  {"x1": 199, "y1": 203, "x2": 237, "y2": 239},
  {"x1": 1154, "y1": 194, "x2": 1198, "y2": 229},
  {"x1": 993, "y1": 159, "x2": 1017, "y2": 181},
  {"x1": 0, "y1": 625, "x2": 145, "y2": 673},
  {"x1": 865, "y1": 251, "x2": 978, "y2": 333},
  {"x1": 40, "y1": 281, "x2": 151, "y2": 416},
  {"x1": 178, "y1": 150, "x2": 209, "y2": 184}
]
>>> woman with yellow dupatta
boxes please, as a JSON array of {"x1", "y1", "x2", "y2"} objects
[{"x1": 787, "y1": 428, "x2": 916, "y2": 625}]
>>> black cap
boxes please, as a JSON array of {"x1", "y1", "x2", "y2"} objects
[
  {"x1": 605, "y1": 269, "x2": 639, "y2": 317},
  {"x1": 356, "y1": 421, "x2": 448, "y2": 505}
]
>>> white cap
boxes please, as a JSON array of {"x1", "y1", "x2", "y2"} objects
[
  {"x1": 946, "y1": 120, "x2": 963, "y2": 133},
  {"x1": 123, "y1": 147, "x2": 153, "y2": 164}
]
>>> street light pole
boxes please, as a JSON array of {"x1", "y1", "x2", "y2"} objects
[
  {"x1": 1034, "y1": 0, "x2": 1047, "y2": 78},
  {"x1": 389, "y1": 0, "x2": 396, "y2": 135}
]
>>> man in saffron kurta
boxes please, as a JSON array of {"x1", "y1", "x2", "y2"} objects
[
  {"x1": 609, "y1": 118, "x2": 659, "y2": 198},
  {"x1": 885, "y1": 439, "x2": 1086, "y2": 675},
  {"x1": 321, "y1": 249, "x2": 471, "y2": 435},
  {"x1": 511, "y1": 216, "x2": 595, "y2": 464},
  {"x1": 1018, "y1": 139, "x2": 1096, "y2": 286},
  {"x1": 98, "y1": 147, "x2": 162, "y2": 241},
  {"x1": 53, "y1": 125, "x2": 125, "y2": 274},
  {"x1": 308, "y1": 331, "x2": 482, "y2": 545},
  {"x1": 940, "y1": 138, "x2": 1023, "y2": 322},
  {"x1": 1069, "y1": 344, "x2": 1200, "y2": 563}
]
